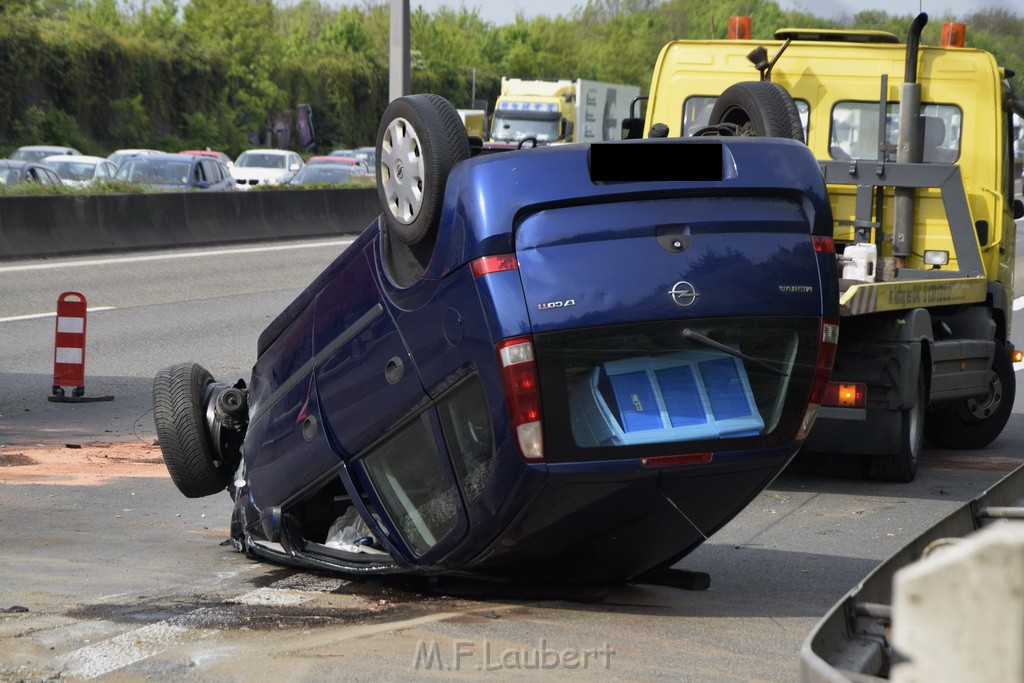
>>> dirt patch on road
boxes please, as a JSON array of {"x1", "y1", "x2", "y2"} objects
[{"x1": 0, "y1": 441, "x2": 167, "y2": 485}]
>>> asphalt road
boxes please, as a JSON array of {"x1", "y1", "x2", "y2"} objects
[{"x1": 1, "y1": 236, "x2": 1023, "y2": 681}]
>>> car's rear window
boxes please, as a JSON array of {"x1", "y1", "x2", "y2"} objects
[{"x1": 535, "y1": 317, "x2": 820, "y2": 463}]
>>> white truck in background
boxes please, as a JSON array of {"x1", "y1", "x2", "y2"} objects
[
  {"x1": 456, "y1": 109, "x2": 487, "y2": 140},
  {"x1": 490, "y1": 78, "x2": 640, "y2": 145}
]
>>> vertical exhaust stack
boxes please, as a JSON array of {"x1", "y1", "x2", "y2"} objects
[{"x1": 893, "y1": 12, "x2": 929, "y2": 267}]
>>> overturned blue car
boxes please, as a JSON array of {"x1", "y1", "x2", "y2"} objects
[{"x1": 153, "y1": 94, "x2": 839, "y2": 583}]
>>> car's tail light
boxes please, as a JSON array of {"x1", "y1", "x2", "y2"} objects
[
  {"x1": 641, "y1": 453, "x2": 713, "y2": 467},
  {"x1": 472, "y1": 254, "x2": 518, "y2": 278},
  {"x1": 822, "y1": 382, "x2": 866, "y2": 408},
  {"x1": 812, "y1": 235, "x2": 835, "y2": 253},
  {"x1": 496, "y1": 336, "x2": 543, "y2": 462},
  {"x1": 796, "y1": 317, "x2": 839, "y2": 445}
]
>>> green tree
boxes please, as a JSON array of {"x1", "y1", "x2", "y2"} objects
[{"x1": 184, "y1": 0, "x2": 285, "y2": 134}]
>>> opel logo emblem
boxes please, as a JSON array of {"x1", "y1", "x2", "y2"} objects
[{"x1": 669, "y1": 281, "x2": 699, "y2": 307}]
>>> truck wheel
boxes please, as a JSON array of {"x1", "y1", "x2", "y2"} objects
[
  {"x1": 153, "y1": 362, "x2": 231, "y2": 498},
  {"x1": 924, "y1": 345, "x2": 1015, "y2": 449},
  {"x1": 376, "y1": 94, "x2": 470, "y2": 246},
  {"x1": 873, "y1": 366, "x2": 927, "y2": 483},
  {"x1": 707, "y1": 82, "x2": 804, "y2": 142}
]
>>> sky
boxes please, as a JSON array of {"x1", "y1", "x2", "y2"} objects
[{"x1": 405, "y1": 0, "x2": 1022, "y2": 25}]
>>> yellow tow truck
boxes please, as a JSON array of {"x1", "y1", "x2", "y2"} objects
[{"x1": 629, "y1": 13, "x2": 1024, "y2": 481}]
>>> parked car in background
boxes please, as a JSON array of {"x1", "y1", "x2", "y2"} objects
[
  {"x1": 231, "y1": 149, "x2": 303, "y2": 189},
  {"x1": 328, "y1": 148, "x2": 355, "y2": 158},
  {"x1": 353, "y1": 146, "x2": 377, "y2": 170},
  {"x1": 44, "y1": 155, "x2": 117, "y2": 187},
  {"x1": 306, "y1": 155, "x2": 370, "y2": 174},
  {"x1": 9, "y1": 145, "x2": 81, "y2": 162},
  {"x1": 107, "y1": 148, "x2": 162, "y2": 168},
  {"x1": 288, "y1": 163, "x2": 359, "y2": 186},
  {"x1": 113, "y1": 153, "x2": 235, "y2": 191},
  {"x1": 0, "y1": 159, "x2": 64, "y2": 186},
  {"x1": 180, "y1": 149, "x2": 234, "y2": 167}
]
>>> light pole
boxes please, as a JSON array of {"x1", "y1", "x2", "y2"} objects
[{"x1": 389, "y1": 0, "x2": 410, "y2": 102}]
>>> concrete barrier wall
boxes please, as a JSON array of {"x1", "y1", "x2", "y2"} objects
[{"x1": 0, "y1": 188, "x2": 380, "y2": 260}]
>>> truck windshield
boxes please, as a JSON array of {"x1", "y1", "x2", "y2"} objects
[{"x1": 491, "y1": 114, "x2": 560, "y2": 142}]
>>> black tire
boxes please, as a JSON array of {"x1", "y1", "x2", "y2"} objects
[
  {"x1": 873, "y1": 365, "x2": 927, "y2": 483},
  {"x1": 925, "y1": 345, "x2": 1015, "y2": 449},
  {"x1": 376, "y1": 94, "x2": 470, "y2": 246},
  {"x1": 153, "y1": 362, "x2": 231, "y2": 498},
  {"x1": 708, "y1": 82, "x2": 804, "y2": 143}
]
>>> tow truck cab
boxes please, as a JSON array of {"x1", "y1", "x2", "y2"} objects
[{"x1": 641, "y1": 15, "x2": 1022, "y2": 480}]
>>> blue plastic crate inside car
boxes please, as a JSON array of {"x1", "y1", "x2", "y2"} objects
[{"x1": 570, "y1": 350, "x2": 764, "y2": 447}]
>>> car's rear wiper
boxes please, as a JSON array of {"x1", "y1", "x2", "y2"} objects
[{"x1": 682, "y1": 329, "x2": 788, "y2": 376}]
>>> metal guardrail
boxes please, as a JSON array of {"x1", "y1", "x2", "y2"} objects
[{"x1": 800, "y1": 462, "x2": 1024, "y2": 681}]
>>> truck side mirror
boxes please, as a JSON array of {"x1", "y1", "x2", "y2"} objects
[
  {"x1": 562, "y1": 120, "x2": 574, "y2": 141},
  {"x1": 1014, "y1": 199, "x2": 1024, "y2": 220},
  {"x1": 622, "y1": 118, "x2": 644, "y2": 140}
]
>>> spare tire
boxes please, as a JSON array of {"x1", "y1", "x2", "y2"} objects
[
  {"x1": 153, "y1": 362, "x2": 232, "y2": 498},
  {"x1": 708, "y1": 81, "x2": 804, "y2": 143},
  {"x1": 376, "y1": 94, "x2": 471, "y2": 247}
]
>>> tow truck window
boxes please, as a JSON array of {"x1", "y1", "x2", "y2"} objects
[
  {"x1": 682, "y1": 95, "x2": 809, "y2": 139},
  {"x1": 830, "y1": 102, "x2": 962, "y2": 162}
]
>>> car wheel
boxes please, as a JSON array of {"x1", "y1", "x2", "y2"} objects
[
  {"x1": 376, "y1": 94, "x2": 470, "y2": 247},
  {"x1": 707, "y1": 81, "x2": 804, "y2": 142},
  {"x1": 153, "y1": 362, "x2": 232, "y2": 498},
  {"x1": 872, "y1": 364, "x2": 927, "y2": 483},
  {"x1": 925, "y1": 345, "x2": 1015, "y2": 449}
]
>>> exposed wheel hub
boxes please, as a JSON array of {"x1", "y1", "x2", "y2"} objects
[{"x1": 965, "y1": 371, "x2": 1003, "y2": 420}]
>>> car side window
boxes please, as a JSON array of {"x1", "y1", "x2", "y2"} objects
[
  {"x1": 438, "y1": 377, "x2": 494, "y2": 507},
  {"x1": 360, "y1": 416, "x2": 459, "y2": 557}
]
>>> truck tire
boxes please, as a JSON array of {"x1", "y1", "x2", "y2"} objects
[
  {"x1": 873, "y1": 365, "x2": 927, "y2": 483},
  {"x1": 707, "y1": 82, "x2": 804, "y2": 142},
  {"x1": 376, "y1": 94, "x2": 470, "y2": 247},
  {"x1": 924, "y1": 345, "x2": 1015, "y2": 449},
  {"x1": 153, "y1": 362, "x2": 231, "y2": 498}
]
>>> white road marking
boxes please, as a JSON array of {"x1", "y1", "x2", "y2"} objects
[
  {"x1": 226, "y1": 587, "x2": 309, "y2": 607},
  {"x1": 51, "y1": 571, "x2": 349, "y2": 678},
  {"x1": 53, "y1": 609, "x2": 222, "y2": 679},
  {"x1": 0, "y1": 239, "x2": 353, "y2": 273},
  {"x1": 0, "y1": 306, "x2": 114, "y2": 324}
]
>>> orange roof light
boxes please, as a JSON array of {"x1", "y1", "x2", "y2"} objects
[
  {"x1": 941, "y1": 22, "x2": 966, "y2": 48},
  {"x1": 728, "y1": 16, "x2": 751, "y2": 40}
]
